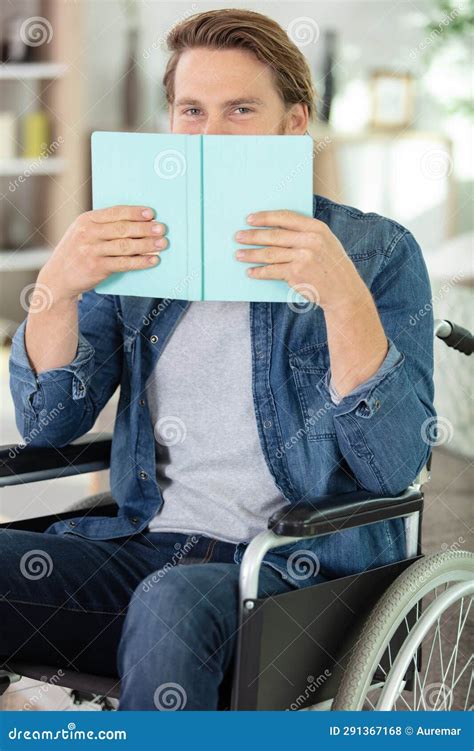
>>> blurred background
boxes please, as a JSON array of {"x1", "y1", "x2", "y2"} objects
[{"x1": 0, "y1": 0, "x2": 472, "y2": 708}]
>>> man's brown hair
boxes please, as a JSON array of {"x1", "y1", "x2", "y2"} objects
[{"x1": 163, "y1": 8, "x2": 317, "y2": 120}]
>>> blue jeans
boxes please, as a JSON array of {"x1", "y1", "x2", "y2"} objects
[{"x1": 0, "y1": 528, "x2": 299, "y2": 710}]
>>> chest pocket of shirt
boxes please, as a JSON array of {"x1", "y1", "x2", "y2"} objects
[{"x1": 289, "y1": 343, "x2": 337, "y2": 441}]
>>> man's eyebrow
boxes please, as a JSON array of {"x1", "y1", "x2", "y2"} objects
[{"x1": 174, "y1": 97, "x2": 265, "y2": 107}]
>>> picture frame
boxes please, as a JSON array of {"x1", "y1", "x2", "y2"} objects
[{"x1": 369, "y1": 70, "x2": 414, "y2": 129}]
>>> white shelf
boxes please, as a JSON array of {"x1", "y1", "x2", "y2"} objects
[
  {"x1": 0, "y1": 247, "x2": 52, "y2": 271},
  {"x1": 0, "y1": 157, "x2": 66, "y2": 176},
  {"x1": 0, "y1": 62, "x2": 68, "y2": 80}
]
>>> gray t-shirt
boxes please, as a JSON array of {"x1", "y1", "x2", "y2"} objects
[{"x1": 145, "y1": 301, "x2": 287, "y2": 543}]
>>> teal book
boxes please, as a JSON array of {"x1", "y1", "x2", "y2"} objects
[{"x1": 91, "y1": 132, "x2": 313, "y2": 302}]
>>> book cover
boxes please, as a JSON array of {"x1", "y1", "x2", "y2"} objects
[{"x1": 91, "y1": 132, "x2": 313, "y2": 302}]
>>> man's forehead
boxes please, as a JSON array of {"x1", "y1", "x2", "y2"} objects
[{"x1": 174, "y1": 47, "x2": 271, "y2": 85}]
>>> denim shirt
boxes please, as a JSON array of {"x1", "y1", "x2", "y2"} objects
[{"x1": 9, "y1": 195, "x2": 436, "y2": 587}]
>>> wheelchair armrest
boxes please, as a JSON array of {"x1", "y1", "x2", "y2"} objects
[
  {"x1": 268, "y1": 486, "x2": 423, "y2": 537},
  {"x1": 0, "y1": 433, "x2": 112, "y2": 487}
]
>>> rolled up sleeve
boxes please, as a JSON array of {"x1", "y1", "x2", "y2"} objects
[
  {"x1": 319, "y1": 230, "x2": 436, "y2": 495},
  {"x1": 9, "y1": 291, "x2": 122, "y2": 447}
]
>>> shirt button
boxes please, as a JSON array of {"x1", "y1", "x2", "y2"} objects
[
  {"x1": 150, "y1": 335, "x2": 159, "y2": 344},
  {"x1": 263, "y1": 419, "x2": 272, "y2": 429},
  {"x1": 131, "y1": 517, "x2": 139, "y2": 525},
  {"x1": 374, "y1": 399, "x2": 381, "y2": 410},
  {"x1": 139, "y1": 398, "x2": 146, "y2": 406},
  {"x1": 69, "y1": 520, "x2": 76, "y2": 527},
  {"x1": 139, "y1": 470, "x2": 148, "y2": 480}
]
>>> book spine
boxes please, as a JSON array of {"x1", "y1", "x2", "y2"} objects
[
  {"x1": 185, "y1": 136, "x2": 203, "y2": 300},
  {"x1": 200, "y1": 135, "x2": 204, "y2": 300}
]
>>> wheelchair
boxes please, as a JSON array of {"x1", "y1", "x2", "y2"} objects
[{"x1": 0, "y1": 318, "x2": 472, "y2": 712}]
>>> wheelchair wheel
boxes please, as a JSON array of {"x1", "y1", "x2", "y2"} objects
[{"x1": 333, "y1": 550, "x2": 473, "y2": 711}]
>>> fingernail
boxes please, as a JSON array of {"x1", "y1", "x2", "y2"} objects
[
  {"x1": 148, "y1": 255, "x2": 159, "y2": 263},
  {"x1": 151, "y1": 222, "x2": 163, "y2": 234},
  {"x1": 142, "y1": 208, "x2": 153, "y2": 219},
  {"x1": 235, "y1": 250, "x2": 244, "y2": 259},
  {"x1": 154, "y1": 238, "x2": 166, "y2": 248},
  {"x1": 247, "y1": 214, "x2": 255, "y2": 223},
  {"x1": 235, "y1": 231, "x2": 244, "y2": 240}
]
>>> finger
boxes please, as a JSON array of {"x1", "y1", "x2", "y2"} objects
[
  {"x1": 236, "y1": 227, "x2": 307, "y2": 248},
  {"x1": 235, "y1": 246, "x2": 297, "y2": 264},
  {"x1": 91, "y1": 220, "x2": 166, "y2": 241},
  {"x1": 246, "y1": 209, "x2": 321, "y2": 232},
  {"x1": 245, "y1": 263, "x2": 290, "y2": 281},
  {"x1": 90, "y1": 205, "x2": 155, "y2": 224},
  {"x1": 103, "y1": 253, "x2": 161, "y2": 274},
  {"x1": 93, "y1": 237, "x2": 168, "y2": 257}
]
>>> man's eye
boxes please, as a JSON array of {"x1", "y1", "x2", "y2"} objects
[
  {"x1": 184, "y1": 108, "x2": 201, "y2": 116},
  {"x1": 234, "y1": 107, "x2": 253, "y2": 114}
]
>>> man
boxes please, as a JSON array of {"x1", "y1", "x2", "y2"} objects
[{"x1": 6, "y1": 9, "x2": 435, "y2": 710}]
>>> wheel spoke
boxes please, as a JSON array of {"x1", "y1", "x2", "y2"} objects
[
  {"x1": 451, "y1": 656, "x2": 473, "y2": 694},
  {"x1": 442, "y1": 598, "x2": 464, "y2": 699},
  {"x1": 420, "y1": 620, "x2": 440, "y2": 698},
  {"x1": 463, "y1": 668, "x2": 473, "y2": 711}
]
